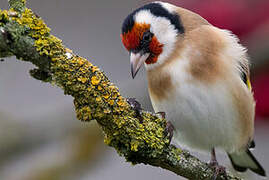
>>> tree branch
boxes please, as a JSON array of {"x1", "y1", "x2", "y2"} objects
[{"x1": 0, "y1": 1, "x2": 242, "y2": 179}]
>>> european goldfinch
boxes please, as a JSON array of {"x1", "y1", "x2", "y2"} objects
[{"x1": 121, "y1": 1, "x2": 266, "y2": 177}]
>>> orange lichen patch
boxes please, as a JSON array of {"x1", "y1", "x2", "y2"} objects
[
  {"x1": 146, "y1": 36, "x2": 163, "y2": 64},
  {"x1": 91, "y1": 76, "x2": 100, "y2": 86},
  {"x1": 121, "y1": 23, "x2": 150, "y2": 51},
  {"x1": 108, "y1": 99, "x2": 114, "y2": 106},
  {"x1": 91, "y1": 66, "x2": 99, "y2": 72}
]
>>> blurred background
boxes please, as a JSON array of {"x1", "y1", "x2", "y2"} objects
[{"x1": 0, "y1": 0, "x2": 268, "y2": 179}]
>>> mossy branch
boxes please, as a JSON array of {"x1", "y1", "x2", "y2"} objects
[{"x1": 0, "y1": 1, "x2": 242, "y2": 180}]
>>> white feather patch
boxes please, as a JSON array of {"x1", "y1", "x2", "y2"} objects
[
  {"x1": 217, "y1": 28, "x2": 249, "y2": 79},
  {"x1": 155, "y1": 1, "x2": 177, "y2": 13},
  {"x1": 149, "y1": 46, "x2": 243, "y2": 153},
  {"x1": 134, "y1": 9, "x2": 178, "y2": 70}
]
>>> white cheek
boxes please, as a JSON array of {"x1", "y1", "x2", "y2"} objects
[{"x1": 135, "y1": 10, "x2": 178, "y2": 70}]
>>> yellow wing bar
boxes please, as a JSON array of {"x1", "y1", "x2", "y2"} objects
[{"x1": 247, "y1": 78, "x2": 252, "y2": 91}]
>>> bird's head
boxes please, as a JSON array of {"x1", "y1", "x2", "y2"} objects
[{"x1": 121, "y1": 2, "x2": 184, "y2": 78}]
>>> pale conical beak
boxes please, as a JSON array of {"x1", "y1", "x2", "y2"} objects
[{"x1": 130, "y1": 52, "x2": 150, "y2": 79}]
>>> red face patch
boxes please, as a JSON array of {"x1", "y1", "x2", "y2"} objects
[
  {"x1": 146, "y1": 36, "x2": 163, "y2": 64},
  {"x1": 121, "y1": 23, "x2": 150, "y2": 51},
  {"x1": 121, "y1": 23, "x2": 163, "y2": 64}
]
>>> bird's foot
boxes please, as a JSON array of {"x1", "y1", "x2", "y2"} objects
[
  {"x1": 208, "y1": 160, "x2": 228, "y2": 180},
  {"x1": 164, "y1": 121, "x2": 174, "y2": 145},
  {"x1": 126, "y1": 98, "x2": 143, "y2": 123},
  {"x1": 156, "y1": 112, "x2": 174, "y2": 144},
  {"x1": 156, "y1": 111, "x2": 166, "y2": 119}
]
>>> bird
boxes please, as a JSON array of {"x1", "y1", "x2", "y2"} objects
[{"x1": 121, "y1": 1, "x2": 266, "y2": 178}]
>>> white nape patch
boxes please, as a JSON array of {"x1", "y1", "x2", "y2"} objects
[
  {"x1": 155, "y1": 1, "x2": 177, "y2": 13},
  {"x1": 134, "y1": 10, "x2": 178, "y2": 70}
]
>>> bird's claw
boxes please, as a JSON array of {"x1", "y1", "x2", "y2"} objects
[
  {"x1": 156, "y1": 112, "x2": 174, "y2": 144},
  {"x1": 164, "y1": 121, "x2": 174, "y2": 145},
  {"x1": 208, "y1": 161, "x2": 228, "y2": 180},
  {"x1": 156, "y1": 111, "x2": 166, "y2": 119},
  {"x1": 127, "y1": 98, "x2": 143, "y2": 123},
  {"x1": 126, "y1": 98, "x2": 142, "y2": 111}
]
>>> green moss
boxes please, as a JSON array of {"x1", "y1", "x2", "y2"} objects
[
  {"x1": 7, "y1": 4, "x2": 171, "y2": 162},
  {"x1": 171, "y1": 146, "x2": 182, "y2": 161},
  {"x1": 8, "y1": 0, "x2": 26, "y2": 13},
  {"x1": 0, "y1": 10, "x2": 9, "y2": 26}
]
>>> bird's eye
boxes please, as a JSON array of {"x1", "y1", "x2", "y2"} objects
[{"x1": 143, "y1": 31, "x2": 153, "y2": 42}]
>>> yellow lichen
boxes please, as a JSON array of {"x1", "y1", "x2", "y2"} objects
[
  {"x1": 7, "y1": 5, "x2": 169, "y2": 163},
  {"x1": 91, "y1": 76, "x2": 100, "y2": 86},
  {"x1": 130, "y1": 140, "x2": 139, "y2": 152},
  {"x1": 78, "y1": 77, "x2": 87, "y2": 83},
  {"x1": 108, "y1": 99, "x2": 114, "y2": 106},
  {"x1": 65, "y1": 48, "x2": 72, "y2": 53},
  {"x1": 0, "y1": 10, "x2": 9, "y2": 26},
  {"x1": 117, "y1": 98, "x2": 126, "y2": 107},
  {"x1": 103, "y1": 94, "x2": 110, "y2": 99},
  {"x1": 78, "y1": 60, "x2": 84, "y2": 66},
  {"x1": 103, "y1": 109, "x2": 111, "y2": 114},
  {"x1": 104, "y1": 134, "x2": 112, "y2": 145},
  {"x1": 16, "y1": 8, "x2": 51, "y2": 37},
  {"x1": 77, "y1": 106, "x2": 92, "y2": 121},
  {"x1": 95, "y1": 96, "x2": 102, "y2": 102},
  {"x1": 92, "y1": 66, "x2": 99, "y2": 72},
  {"x1": 171, "y1": 147, "x2": 182, "y2": 161}
]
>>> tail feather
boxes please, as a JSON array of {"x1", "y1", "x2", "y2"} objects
[{"x1": 228, "y1": 149, "x2": 266, "y2": 176}]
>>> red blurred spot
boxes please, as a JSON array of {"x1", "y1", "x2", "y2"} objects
[
  {"x1": 253, "y1": 72, "x2": 269, "y2": 118},
  {"x1": 168, "y1": 0, "x2": 269, "y2": 38}
]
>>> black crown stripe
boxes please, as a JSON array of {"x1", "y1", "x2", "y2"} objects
[{"x1": 122, "y1": 2, "x2": 184, "y2": 34}]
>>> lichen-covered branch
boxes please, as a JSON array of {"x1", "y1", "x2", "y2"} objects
[{"x1": 0, "y1": 1, "x2": 242, "y2": 179}]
